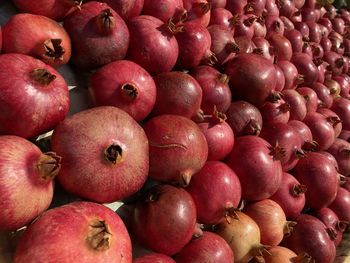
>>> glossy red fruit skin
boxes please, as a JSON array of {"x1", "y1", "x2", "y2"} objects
[
  {"x1": 260, "y1": 98, "x2": 290, "y2": 125},
  {"x1": 297, "y1": 87, "x2": 318, "y2": 113},
  {"x1": 276, "y1": 60, "x2": 300, "y2": 90},
  {"x1": 290, "y1": 52, "x2": 318, "y2": 85},
  {"x1": 2, "y1": 13, "x2": 71, "y2": 68},
  {"x1": 281, "y1": 89, "x2": 307, "y2": 121},
  {"x1": 198, "y1": 118, "x2": 234, "y2": 161},
  {"x1": 327, "y1": 138, "x2": 350, "y2": 177},
  {"x1": 51, "y1": 106, "x2": 149, "y2": 203},
  {"x1": 190, "y1": 65, "x2": 232, "y2": 114},
  {"x1": 63, "y1": 2, "x2": 129, "y2": 69},
  {"x1": 0, "y1": 136, "x2": 58, "y2": 231},
  {"x1": 329, "y1": 187, "x2": 350, "y2": 222},
  {"x1": 132, "y1": 185, "x2": 197, "y2": 256},
  {"x1": 186, "y1": 161, "x2": 241, "y2": 224},
  {"x1": 225, "y1": 53, "x2": 277, "y2": 108},
  {"x1": 331, "y1": 97, "x2": 350, "y2": 131},
  {"x1": 142, "y1": 0, "x2": 184, "y2": 23},
  {"x1": 13, "y1": 202, "x2": 132, "y2": 263},
  {"x1": 152, "y1": 71, "x2": 202, "y2": 120},
  {"x1": 104, "y1": 0, "x2": 144, "y2": 20},
  {"x1": 283, "y1": 214, "x2": 336, "y2": 263},
  {"x1": 143, "y1": 114, "x2": 208, "y2": 185},
  {"x1": 225, "y1": 136, "x2": 283, "y2": 201},
  {"x1": 89, "y1": 60, "x2": 156, "y2": 122},
  {"x1": 0, "y1": 53, "x2": 69, "y2": 139},
  {"x1": 126, "y1": 15, "x2": 179, "y2": 75},
  {"x1": 268, "y1": 33, "x2": 292, "y2": 61},
  {"x1": 11, "y1": 0, "x2": 80, "y2": 21},
  {"x1": 175, "y1": 232, "x2": 234, "y2": 263},
  {"x1": 270, "y1": 172, "x2": 306, "y2": 220},
  {"x1": 294, "y1": 152, "x2": 338, "y2": 210}
]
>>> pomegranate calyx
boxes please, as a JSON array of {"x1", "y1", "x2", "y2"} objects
[
  {"x1": 302, "y1": 36, "x2": 310, "y2": 42},
  {"x1": 336, "y1": 220, "x2": 349, "y2": 232},
  {"x1": 244, "y1": 16, "x2": 256, "y2": 27},
  {"x1": 121, "y1": 83, "x2": 138, "y2": 100},
  {"x1": 217, "y1": 73, "x2": 230, "y2": 85},
  {"x1": 292, "y1": 184, "x2": 308, "y2": 196},
  {"x1": 224, "y1": 207, "x2": 240, "y2": 223},
  {"x1": 253, "y1": 47, "x2": 264, "y2": 56},
  {"x1": 268, "y1": 92, "x2": 283, "y2": 102},
  {"x1": 30, "y1": 68, "x2": 56, "y2": 86},
  {"x1": 291, "y1": 252, "x2": 314, "y2": 263},
  {"x1": 166, "y1": 17, "x2": 184, "y2": 34},
  {"x1": 192, "y1": 2, "x2": 211, "y2": 16},
  {"x1": 87, "y1": 220, "x2": 112, "y2": 251},
  {"x1": 283, "y1": 221, "x2": 297, "y2": 237},
  {"x1": 37, "y1": 152, "x2": 62, "y2": 180},
  {"x1": 279, "y1": 102, "x2": 291, "y2": 113},
  {"x1": 326, "y1": 116, "x2": 342, "y2": 127},
  {"x1": 326, "y1": 227, "x2": 338, "y2": 240},
  {"x1": 104, "y1": 144, "x2": 123, "y2": 165},
  {"x1": 226, "y1": 42, "x2": 240, "y2": 54},
  {"x1": 43, "y1": 39, "x2": 65, "y2": 61},
  {"x1": 295, "y1": 148, "x2": 307, "y2": 159},
  {"x1": 97, "y1": 9, "x2": 116, "y2": 34},
  {"x1": 173, "y1": 8, "x2": 188, "y2": 24},
  {"x1": 244, "y1": 119, "x2": 261, "y2": 136},
  {"x1": 269, "y1": 142, "x2": 286, "y2": 161},
  {"x1": 180, "y1": 171, "x2": 192, "y2": 187},
  {"x1": 244, "y1": 2, "x2": 255, "y2": 14},
  {"x1": 342, "y1": 149, "x2": 350, "y2": 157},
  {"x1": 335, "y1": 58, "x2": 345, "y2": 68},
  {"x1": 302, "y1": 140, "x2": 319, "y2": 152},
  {"x1": 203, "y1": 51, "x2": 218, "y2": 66},
  {"x1": 296, "y1": 74, "x2": 305, "y2": 85}
]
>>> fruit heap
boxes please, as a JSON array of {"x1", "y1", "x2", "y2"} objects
[{"x1": 1, "y1": 0, "x2": 350, "y2": 262}]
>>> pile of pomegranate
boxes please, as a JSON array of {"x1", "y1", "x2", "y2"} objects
[{"x1": 1, "y1": 0, "x2": 350, "y2": 262}]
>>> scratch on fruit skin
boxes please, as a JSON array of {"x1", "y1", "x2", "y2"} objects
[{"x1": 149, "y1": 141, "x2": 187, "y2": 150}]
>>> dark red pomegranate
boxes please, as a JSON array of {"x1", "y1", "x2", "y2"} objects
[
  {"x1": 297, "y1": 87, "x2": 318, "y2": 113},
  {"x1": 175, "y1": 232, "x2": 234, "y2": 263},
  {"x1": 284, "y1": 29, "x2": 303, "y2": 53},
  {"x1": 63, "y1": 2, "x2": 129, "y2": 69},
  {"x1": 13, "y1": 201, "x2": 132, "y2": 262},
  {"x1": 232, "y1": 14, "x2": 256, "y2": 39},
  {"x1": 290, "y1": 52, "x2": 318, "y2": 85},
  {"x1": 183, "y1": 0, "x2": 211, "y2": 27},
  {"x1": 209, "y1": 7, "x2": 234, "y2": 29},
  {"x1": 281, "y1": 89, "x2": 307, "y2": 121},
  {"x1": 152, "y1": 72, "x2": 203, "y2": 121},
  {"x1": 51, "y1": 106, "x2": 149, "y2": 203},
  {"x1": 329, "y1": 187, "x2": 350, "y2": 222},
  {"x1": 2, "y1": 13, "x2": 71, "y2": 68},
  {"x1": 89, "y1": 60, "x2": 156, "y2": 122},
  {"x1": 252, "y1": 37, "x2": 274, "y2": 63},
  {"x1": 198, "y1": 111, "x2": 234, "y2": 161},
  {"x1": 277, "y1": 60, "x2": 303, "y2": 90},
  {"x1": 225, "y1": 101, "x2": 263, "y2": 136},
  {"x1": 310, "y1": 82, "x2": 333, "y2": 108},
  {"x1": 268, "y1": 33, "x2": 293, "y2": 61},
  {"x1": 270, "y1": 172, "x2": 306, "y2": 220},
  {"x1": 186, "y1": 161, "x2": 241, "y2": 224},
  {"x1": 294, "y1": 151, "x2": 338, "y2": 210},
  {"x1": 283, "y1": 214, "x2": 336, "y2": 263},
  {"x1": 126, "y1": 15, "x2": 179, "y2": 75},
  {"x1": 0, "y1": 136, "x2": 61, "y2": 231},
  {"x1": 260, "y1": 122, "x2": 304, "y2": 172},
  {"x1": 143, "y1": 114, "x2": 208, "y2": 186},
  {"x1": 0, "y1": 53, "x2": 69, "y2": 139},
  {"x1": 226, "y1": 136, "x2": 283, "y2": 201},
  {"x1": 288, "y1": 120, "x2": 317, "y2": 152},
  {"x1": 11, "y1": 0, "x2": 80, "y2": 21},
  {"x1": 327, "y1": 138, "x2": 350, "y2": 177},
  {"x1": 260, "y1": 97, "x2": 290, "y2": 124},
  {"x1": 176, "y1": 21, "x2": 214, "y2": 69},
  {"x1": 190, "y1": 65, "x2": 232, "y2": 114},
  {"x1": 331, "y1": 97, "x2": 350, "y2": 131},
  {"x1": 103, "y1": 0, "x2": 144, "y2": 20},
  {"x1": 132, "y1": 184, "x2": 197, "y2": 256},
  {"x1": 225, "y1": 53, "x2": 277, "y2": 107},
  {"x1": 134, "y1": 254, "x2": 175, "y2": 263},
  {"x1": 317, "y1": 108, "x2": 342, "y2": 138},
  {"x1": 303, "y1": 112, "x2": 335, "y2": 151}
]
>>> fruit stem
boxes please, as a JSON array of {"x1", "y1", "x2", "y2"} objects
[
  {"x1": 37, "y1": 152, "x2": 62, "y2": 180},
  {"x1": 31, "y1": 68, "x2": 56, "y2": 86},
  {"x1": 104, "y1": 144, "x2": 123, "y2": 164},
  {"x1": 121, "y1": 83, "x2": 138, "y2": 101},
  {"x1": 87, "y1": 220, "x2": 112, "y2": 251}
]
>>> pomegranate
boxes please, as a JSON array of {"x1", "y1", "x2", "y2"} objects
[
  {"x1": 132, "y1": 184, "x2": 197, "y2": 256},
  {"x1": 89, "y1": 60, "x2": 156, "y2": 122},
  {"x1": 186, "y1": 161, "x2": 241, "y2": 224},
  {"x1": 143, "y1": 114, "x2": 208, "y2": 186},
  {"x1": 63, "y1": 2, "x2": 129, "y2": 69},
  {"x1": 0, "y1": 136, "x2": 61, "y2": 231},
  {"x1": 0, "y1": 53, "x2": 69, "y2": 139},
  {"x1": 329, "y1": 187, "x2": 350, "y2": 222},
  {"x1": 103, "y1": 0, "x2": 144, "y2": 20},
  {"x1": 13, "y1": 201, "x2": 132, "y2": 262},
  {"x1": 51, "y1": 106, "x2": 149, "y2": 203},
  {"x1": 327, "y1": 138, "x2": 350, "y2": 177},
  {"x1": 142, "y1": 0, "x2": 185, "y2": 23},
  {"x1": 331, "y1": 97, "x2": 350, "y2": 131},
  {"x1": 2, "y1": 13, "x2": 71, "y2": 68},
  {"x1": 134, "y1": 254, "x2": 175, "y2": 263},
  {"x1": 281, "y1": 89, "x2": 307, "y2": 121}
]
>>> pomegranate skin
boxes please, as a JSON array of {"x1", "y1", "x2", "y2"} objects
[
  {"x1": 329, "y1": 187, "x2": 350, "y2": 222},
  {"x1": 132, "y1": 185, "x2": 197, "y2": 256},
  {"x1": 225, "y1": 53, "x2": 277, "y2": 107},
  {"x1": 175, "y1": 232, "x2": 234, "y2": 263},
  {"x1": 186, "y1": 161, "x2": 241, "y2": 224},
  {"x1": 143, "y1": 114, "x2": 208, "y2": 185},
  {"x1": 104, "y1": 0, "x2": 144, "y2": 20},
  {"x1": 225, "y1": 136, "x2": 283, "y2": 201},
  {"x1": 133, "y1": 253, "x2": 175, "y2": 263},
  {"x1": 0, "y1": 136, "x2": 59, "y2": 231},
  {"x1": 0, "y1": 53, "x2": 69, "y2": 139},
  {"x1": 13, "y1": 202, "x2": 132, "y2": 263},
  {"x1": 63, "y1": 2, "x2": 130, "y2": 69},
  {"x1": 294, "y1": 152, "x2": 338, "y2": 210},
  {"x1": 2, "y1": 13, "x2": 71, "y2": 68},
  {"x1": 11, "y1": 0, "x2": 80, "y2": 21},
  {"x1": 126, "y1": 15, "x2": 179, "y2": 75},
  {"x1": 89, "y1": 60, "x2": 156, "y2": 122},
  {"x1": 51, "y1": 106, "x2": 149, "y2": 203}
]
